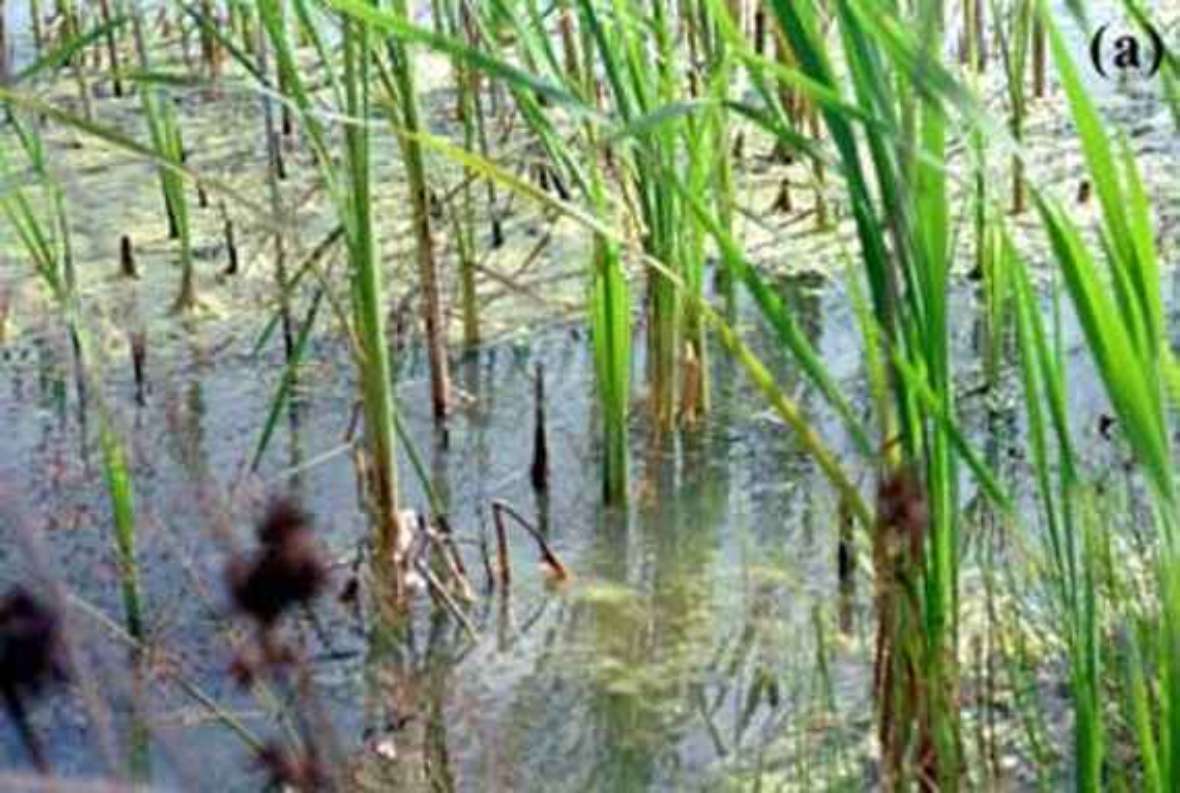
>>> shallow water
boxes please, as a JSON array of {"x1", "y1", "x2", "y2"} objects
[
  {"x1": 0, "y1": 258, "x2": 1138, "y2": 790},
  {"x1": 0, "y1": 2, "x2": 1179, "y2": 790}
]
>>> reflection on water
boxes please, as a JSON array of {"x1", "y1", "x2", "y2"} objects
[
  {"x1": 0, "y1": 259, "x2": 1127, "y2": 790},
  {"x1": 0, "y1": 267, "x2": 791, "y2": 783}
]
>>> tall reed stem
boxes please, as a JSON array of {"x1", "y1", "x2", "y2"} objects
[
  {"x1": 343, "y1": 13, "x2": 405, "y2": 600},
  {"x1": 386, "y1": 0, "x2": 451, "y2": 424},
  {"x1": 128, "y1": 0, "x2": 197, "y2": 311},
  {"x1": 97, "y1": 0, "x2": 123, "y2": 96}
]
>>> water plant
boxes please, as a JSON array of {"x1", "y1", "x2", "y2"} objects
[
  {"x1": 256, "y1": 0, "x2": 408, "y2": 599},
  {"x1": 0, "y1": 115, "x2": 145, "y2": 641},
  {"x1": 2, "y1": 0, "x2": 1180, "y2": 788},
  {"x1": 378, "y1": 0, "x2": 453, "y2": 425}
]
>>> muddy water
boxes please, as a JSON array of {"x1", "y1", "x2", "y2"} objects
[{"x1": 0, "y1": 3, "x2": 1178, "y2": 792}]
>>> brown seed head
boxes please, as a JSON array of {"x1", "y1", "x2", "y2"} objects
[
  {"x1": 256, "y1": 742, "x2": 326, "y2": 792},
  {"x1": 257, "y1": 498, "x2": 311, "y2": 547},
  {"x1": 0, "y1": 587, "x2": 65, "y2": 698},
  {"x1": 229, "y1": 499, "x2": 326, "y2": 628},
  {"x1": 876, "y1": 470, "x2": 928, "y2": 562}
]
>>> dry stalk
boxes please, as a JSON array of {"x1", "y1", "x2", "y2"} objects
[{"x1": 491, "y1": 501, "x2": 570, "y2": 585}]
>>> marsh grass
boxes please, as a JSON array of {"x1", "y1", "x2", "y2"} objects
[
  {"x1": 1011, "y1": 8, "x2": 1180, "y2": 784},
  {"x1": 128, "y1": 0, "x2": 199, "y2": 313},
  {"x1": 2, "y1": 0, "x2": 1180, "y2": 787},
  {"x1": 0, "y1": 117, "x2": 144, "y2": 641},
  {"x1": 254, "y1": 0, "x2": 409, "y2": 600},
  {"x1": 378, "y1": 0, "x2": 452, "y2": 425}
]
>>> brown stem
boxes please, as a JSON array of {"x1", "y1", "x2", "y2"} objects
[
  {"x1": 415, "y1": 558, "x2": 477, "y2": 640},
  {"x1": 129, "y1": 330, "x2": 146, "y2": 406},
  {"x1": 427, "y1": 529, "x2": 474, "y2": 603},
  {"x1": 491, "y1": 501, "x2": 569, "y2": 582},
  {"x1": 198, "y1": 0, "x2": 219, "y2": 80},
  {"x1": 222, "y1": 212, "x2": 239, "y2": 276},
  {"x1": 478, "y1": 515, "x2": 495, "y2": 593},
  {"x1": 772, "y1": 177, "x2": 792, "y2": 213},
  {"x1": 1032, "y1": 16, "x2": 1046, "y2": 98},
  {"x1": 530, "y1": 362, "x2": 549, "y2": 492},
  {"x1": 119, "y1": 235, "x2": 137, "y2": 278},
  {"x1": 492, "y1": 504, "x2": 511, "y2": 589},
  {"x1": 1012, "y1": 153, "x2": 1024, "y2": 215},
  {"x1": 754, "y1": 1, "x2": 767, "y2": 56}
]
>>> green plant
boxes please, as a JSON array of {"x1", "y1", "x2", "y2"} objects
[
  {"x1": 256, "y1": 0, "x2": 408, "y2": 599},
  {"x1": 378, "y1": 0, "x2": 452, "y2": 424},
  {"x1": 129, "y1": 0, "x2": 198, "y2": 312},
  {"x1": 0, "y1": 117, "x2": 144, "y2": 640}
]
